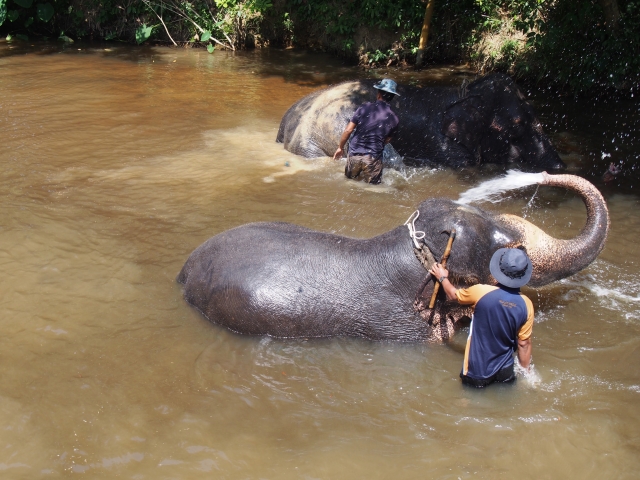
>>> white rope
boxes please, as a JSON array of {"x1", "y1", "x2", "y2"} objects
[{"x1": 404, "y1": 210, "x2": 426, "y2": 248}]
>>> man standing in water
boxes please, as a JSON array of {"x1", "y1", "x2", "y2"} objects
[
  {"x1": 429, "y1": 248, "x2": 534, "y2": 388},
  {"x1": 332, "y1": 78, "x2": 400, "y2": 184}
]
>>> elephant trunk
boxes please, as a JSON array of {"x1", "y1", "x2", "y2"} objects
[{"x1": 497, "y1": 173, "x2": 610, "y2": 287}]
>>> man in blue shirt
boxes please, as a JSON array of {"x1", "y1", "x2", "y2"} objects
[
  {"x1": 429, "y1": 248, "x2": 534, "y2": 388},
  {"x1": 333, "y1": 79, "x2": 400, "y2": 184}
]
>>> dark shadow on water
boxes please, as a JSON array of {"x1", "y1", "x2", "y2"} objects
[{"x1": 0, "y1": 39, "x2": 475, "y2": 87}]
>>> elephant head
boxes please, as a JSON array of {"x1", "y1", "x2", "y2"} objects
[
  {"x1": 441, "y1": 74, "x2": 565, "y2": 171},
  {"x1": 413, "y1": 173, "x2": 608, "y2": 289}
]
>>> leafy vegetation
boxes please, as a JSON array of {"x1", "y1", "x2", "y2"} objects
[
  {"x1": 518, "y1": 0, "x2": 640, "y2": 93},
  {"x1": 0, "y1": 0, "x2": 638, "y2": 95}
]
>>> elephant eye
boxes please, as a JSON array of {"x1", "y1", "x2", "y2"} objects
[{"x1": 510, "y1": 121, "x2": 525, "y2": 136}]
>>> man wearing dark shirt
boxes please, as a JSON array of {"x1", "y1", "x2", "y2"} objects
[
  {"x1": 429, "y1": 248, "x2": 534, "y2": 388},
  {"x1": 333, "y1": 79, "x2": 400, "y2": 184}
]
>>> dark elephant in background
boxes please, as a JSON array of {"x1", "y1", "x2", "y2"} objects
[
  {"x1": 178, "y1": 174, "x2": 608, "y2": 343},
  {"x1": 276, "y1": 74, "x2": 565, "y2": 171}
]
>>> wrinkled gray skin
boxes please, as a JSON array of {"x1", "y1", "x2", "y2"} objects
[
  {"x1": 178, "y1": 174, "x2": 607, "y2": 342},
  {"x1": 276, "y1": 73, "x2": 565, "y2": 171}
]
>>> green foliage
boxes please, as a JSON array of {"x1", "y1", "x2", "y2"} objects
[
  {"x1": 58, "y1": 31, "x2": 73, "y2": 42},
  {"x1": 1, "y1": 0, "x2": 55, "y2": 38},
  {"x1": 0, "y1": 0, "x2": 6, "y2": 26},
  {"x1": 0, "y1": 0, "x2": 636, "y2": 96},
  {"x1": 12, "y1": 0, "x2": 32, "y2": 8},
  {"x1": 515, "y1": 0, "x2": 640, "y2": 94},
  {"x1": 135, "y1": 0, "x2": 268, "y2": 49},
  {"x1": 424, "y1": 0, "x2": 639, "y2": 94},
  {"x1": 36, "y1": 2, "x2": 52, "y2": 22},
  {"x1": 283, "y1": 0, "x2": 423, "y2": 54},
  {"x1": 368, "y1": 49, "x2": 389, "y2": 64},
  {"x1": 135, "y1": 23, "x2": 154, "y2": 44}
]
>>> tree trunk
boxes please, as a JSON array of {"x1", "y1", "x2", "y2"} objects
[
  {"x1": 415, "y1": 0, "x2": 436, "y2": 67},
  {"x1": 599, "y1": 0, "x2": 621, "y2": 31}
]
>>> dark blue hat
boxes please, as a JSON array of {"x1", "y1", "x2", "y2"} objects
[
  {"x1": 373, "y1": 78, "x2": 400, "y2": 96},
  {"x1": 489, "y1": 248, "x2": 532, "y2": 288}
]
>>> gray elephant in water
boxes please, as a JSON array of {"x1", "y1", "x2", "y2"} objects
[
  {"x1": 178, "y1": 174, "x2": 608, "y2": 342},
  {"x1": 276, "y1": 74, "x2": 565, "y2": 171}
]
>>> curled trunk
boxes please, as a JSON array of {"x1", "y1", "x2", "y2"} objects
[{"x1": 497, "y1": 173, "x2": 610, "y2": 287}]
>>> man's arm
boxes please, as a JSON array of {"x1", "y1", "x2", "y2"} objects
[
  {"x1": 517, "y1": 337, "x2": 532, "y2": 369},
  {"x1": 429, "y1": 263, "x2": 458, "y2": 301},
  {"x1": 333, "y1": 122, "x2": 356, "y2": 160},
  {"x1": 517, "y1": 296, "x2": 534, "y2": 371}
]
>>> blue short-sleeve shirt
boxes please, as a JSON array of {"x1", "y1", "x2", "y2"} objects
[
  {"x1": 456, "y1": 284, "x2": 534, "y2": 380},
  {"x1": 348, "y1": 100, "x2": 399, "y2": 159}
]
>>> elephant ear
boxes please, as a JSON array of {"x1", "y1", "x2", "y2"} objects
[{"x1": 441, "y1": 94, "x2": 487, "y2": 154}]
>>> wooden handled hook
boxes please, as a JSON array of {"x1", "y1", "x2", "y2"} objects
[{"x1": 428, "y1": 229, "x2": 456, "y2": 309}]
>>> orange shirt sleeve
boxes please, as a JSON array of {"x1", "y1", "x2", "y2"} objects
[
  {"x1": 518, "y1": 294, "x2": 535, "y2": 340},
  {"x1": 456, "y1": 284, "x2": 498, "y2": 307}
]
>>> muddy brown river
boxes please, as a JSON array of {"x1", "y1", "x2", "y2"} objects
[{"x1": 0, "y1": 42, "x2": 639, "y2": 478}]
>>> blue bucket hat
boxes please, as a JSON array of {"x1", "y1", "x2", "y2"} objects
[
  {"x1": 373, "y1": 78, "x2": 400, "y2": 96},
  {"x1": 489, "y1": 248, "x2": 532, "y2": 288}
]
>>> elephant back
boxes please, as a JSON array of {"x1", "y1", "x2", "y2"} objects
[{"x1": 277, "y1": 81, "x2": 372, "y2": 157}]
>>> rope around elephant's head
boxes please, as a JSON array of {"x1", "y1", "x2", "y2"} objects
[{"x1": 404, "y1": 210, "x2": 426, "y2": 248}]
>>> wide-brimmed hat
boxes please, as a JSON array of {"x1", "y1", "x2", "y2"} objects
[
  {"x1": 489, "y1": 248, "x2": 532, "y2": 288},
  {"x1": 373, "y1": 78, "x2": 400, "y2": 96}
]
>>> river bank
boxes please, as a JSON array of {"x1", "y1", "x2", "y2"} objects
[{"x1": 1, "y1": 0, "x2": 639, "y2": 96}]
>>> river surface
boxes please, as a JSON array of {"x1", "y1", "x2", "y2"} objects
[{"x1": 0, "y1": 41, "x2": 639, "y2": 478}]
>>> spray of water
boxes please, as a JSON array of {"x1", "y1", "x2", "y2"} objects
[
  {"x1": 514, "y1": 358, "x2": 541, "y2": 388},
  {"x1": 457, "y1": 170, "x2": 545, "y2": 205},
  {"x1": 382, "y1": 143, "x2": 429, "y2": 182},
  {"x1": 382, "y1": 143, "x2": 405, "y2": 170}
]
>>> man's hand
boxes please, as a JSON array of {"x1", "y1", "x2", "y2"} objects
[
  {"x1": 429, "y1": 263, "x2": 458, "y2": 301},
  {"x1": 334, "y1": 121, "x2": 356, "y2": 160},
  {"x1": 429, "y1": 263, "x2": 448, "y2": 281}
]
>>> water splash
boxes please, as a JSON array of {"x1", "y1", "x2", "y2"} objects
[
  {"x1": 514, "y1": 359, "x2": 541, "y2": 388},
  {"x1": 382, "y1": 143, "x2": 430, "y2": 183},
  {"x1": 382, "y1": 143, "x2": 405, "y2": 170},
  {"x1": 558, "y1": 261, "x2": 640, "y2": 322},
  {"x1": 457, "y1": 170, "x2": 545, "y2": 205}
]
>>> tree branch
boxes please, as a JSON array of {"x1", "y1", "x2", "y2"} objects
[{"x1": 144, "y1": 1, "x2": 177, "y2": 46}]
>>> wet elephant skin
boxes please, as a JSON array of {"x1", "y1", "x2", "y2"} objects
[
  {"x1": 178, "y1": 175, "x2": 608, "y2": 342},
  {"x1": 276, "y1": 73, "x2": 565, "y2": 171}
]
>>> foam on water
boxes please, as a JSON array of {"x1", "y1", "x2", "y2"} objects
[
  {"x1": 457, "y1": 170, "x2": 545, "y2": 204},
  {"x1": 557, "y1": 259, "x2": 640, "y2": 322},
  {"x1": 514, "y1": 359, "x2": 541, "y2": 388},
  {"x1": 590, "y1": 284, "x2": 640, "y2": 308}
]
